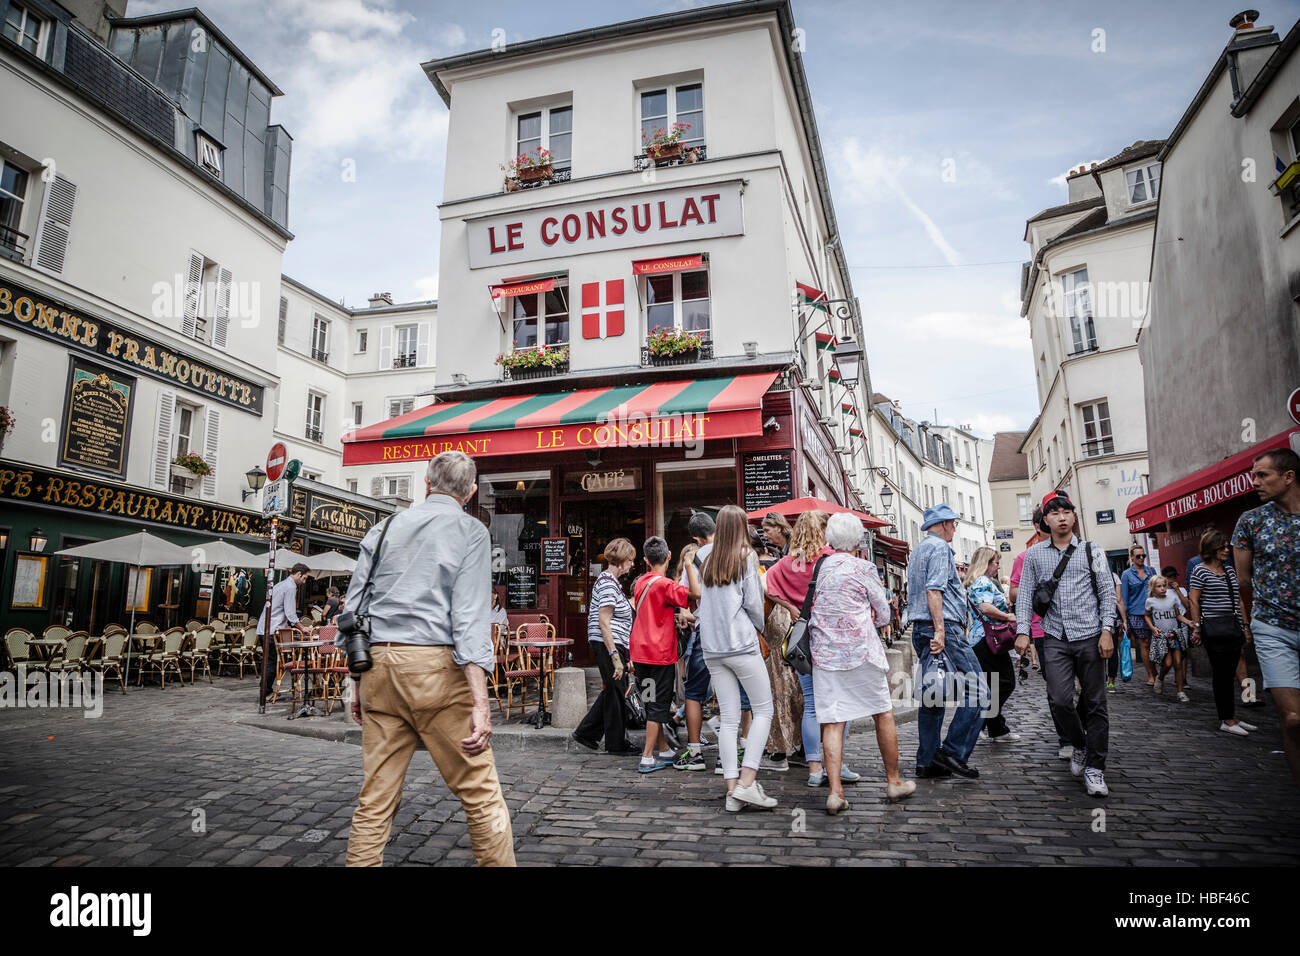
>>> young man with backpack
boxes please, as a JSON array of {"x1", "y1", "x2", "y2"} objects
[
  {"x1": 630, "y1": 536, "x2": 700, "y2": 773},
  {"x1": 1013, "y1": 491, "x2": 1117, "y2": 797}
]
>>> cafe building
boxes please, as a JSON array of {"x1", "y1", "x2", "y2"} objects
[{"x1": 343, "y1": 0, "x2": 883, "y2": 662}]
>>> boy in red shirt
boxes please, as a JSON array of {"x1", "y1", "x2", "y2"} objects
[{"x1": 631, "y1": 536, "x2": 701, "y2": 772}]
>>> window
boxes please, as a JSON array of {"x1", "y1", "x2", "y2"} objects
[
  {"x1": 183, "y1": 251, "x2": 231, "y2": 348},
  {"x1": 1125, "y1": 162, "x2": 1161, "y2": 205},
  {"x1": 517, "y1": 105, "x2": 572, "y2": 171},
  {"x1": 305, "y1": 392, "x2": 324, "y2": 443},
  {"x1": 645, "y1": 269, "x2": 710, "y2": 337},
  {"x1": 1080, "y1": 401, "x2": 1114, "y2": 457},
  {"x1": 277, "y1": 296, "x2": 287, "y2": 345},
  {"x1": 958, "y1": 492, "x2": 965, "y2": 517},
  {"x1": 380, "y1": 475, "x2": 411, "y2": 499},
  {"x1": 3, "y1": 4, "x2": 46, "y2": 56},
  {"x1": 347, "y1": 479, "x2": 358, "y2": 493},
  {"x1": 301, "y1": 469, "x2": 321, "y2": 482},
  {"x1": 356, "y1": 329, "x2": 368, "y2": 353},
  {"x1": 1018, "y1": 494, "x2": 1032, "y2": 525},
  {"x1": 169, "y1": 402, "x2": 199, "y2": 494},
  {"x1": 196, "y1": 134, "x2": 222, "y2": 177},
  {"x1": 0, "y1": 159, "x2": 29, "y2": 257},
  {"x1": 941, "y1": 485, "x2": 950, "y2": 505},
  {"x1": 640, "y1": 83, "x2": 705, "y2": 151},
  {"x1": 388, "y1": 397, "x2": 414, "y2": 419},
  {"x1": 394, "y1": 324, "x2": 417, "y2": 368},
  {"x1": 1060, "y1": 267, "x2": 1096, "y2": 353},
  {"x1": 311, "y1": 315, "x2": 329, "y2": 363},
  {"x1": 512, "y1": 286, "x2": 569, "y2": 350},
  {"x1": 352, "y1": 402, "x2": 363, "y2": 426}
]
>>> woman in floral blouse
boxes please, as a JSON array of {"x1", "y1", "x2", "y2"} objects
[
  {"x1": 963, "y1": 547, "x2": 1020, "y2": 742},
  {"x1": 808, "y1": 512, "x2": 915, "y2": 812}
]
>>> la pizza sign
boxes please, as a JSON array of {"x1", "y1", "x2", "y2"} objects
[{"x1": 466, "y1": 181, "x2": 745, "y2": 268}]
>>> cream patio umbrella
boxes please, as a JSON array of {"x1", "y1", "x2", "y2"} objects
[{"x1": 189, "y1": 539, "x2": 263, "y2": 622}]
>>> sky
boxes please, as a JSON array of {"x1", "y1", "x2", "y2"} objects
[{"x1": 129, "y1": 0, "x2": 1300, "y2": 437}]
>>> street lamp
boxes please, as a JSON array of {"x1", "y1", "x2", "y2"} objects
[
  {"x1": 29, "y1": 528, "x2": 47, "y2": 552},
  {"x1": 242, "y1": 465, "x2": 267, "y2": 502},
  {"x1": 832, "y1": 337, "x2": 864, "y2": 388},
  {"x1": 878, "y1": 482, "x2": 894, "y2": 510}
]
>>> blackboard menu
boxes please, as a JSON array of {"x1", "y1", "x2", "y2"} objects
[
  {"x1": 506, "y1": 565, "x2": 538, "y2": 609},
  {"x1": 541, "y1": 537, "x2": 568, "y2": 575},
  {"x1": 59, "y1": 359, "x2": 135, "y2": 477},
  {"x1": 742, "y1": 452, "x2": 793, "y2": 512}
]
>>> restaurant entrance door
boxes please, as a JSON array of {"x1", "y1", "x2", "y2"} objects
[{"x1": 560, "y1": 495, "x2": 646, "y2": 665}]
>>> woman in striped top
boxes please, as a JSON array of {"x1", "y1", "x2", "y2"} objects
[
  {"x1": 573, "y1": 538, "x2": 638, "y2": 754},
  {"x1": 1188, "y1": 529, "x2": 1256, "y2": 737}
]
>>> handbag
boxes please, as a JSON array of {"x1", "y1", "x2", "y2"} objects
[
  {"x1": 1200, "y1": 567, "x2": 1245, "y2": 648},
  {"x1": 782, "y1": 555, "x2": 828, "y2": 675},
  {"x1": 968, "y1": 589, "x2": 1017, "y2": 655},
  {"x1": 1119, "y1": 630, "x2": 1134, "y2": 681}
]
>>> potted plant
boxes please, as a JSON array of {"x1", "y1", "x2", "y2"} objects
[
  {"x1": 172, "y1": 451, "x2": 212, "y2": 481},
  {"x1": 501, "y1": 147, "x2": 554, "y2": 188},
  {"x1": 646, "y1": 325, "x2": 706, "y2": 364},
  {"x1": 643, "y1": 122, "x2": 691, "y2": 162},
  {"x1": 0, "y1": 405, "x2": 13, "y2": 453},
  {"x1": 495, "y1": 343, "x2": 569, "y2": 379}
]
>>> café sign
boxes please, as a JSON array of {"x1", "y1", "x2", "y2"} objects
[
  {"x1": 308, "y1": 496, "x2": 378, "y2": 540},
  {"x1": 1129, "y1": 468, "x2": 1256, "y2": 531},
  {"x1": 0, "y1": 460, "x2": 279, "y2": 538},
  {"x1": 467, "y1": 181, "x2": 745, "y2": 268},
  {"x1": 0, "y1": 278, "x2": 265, "y2": 414}
]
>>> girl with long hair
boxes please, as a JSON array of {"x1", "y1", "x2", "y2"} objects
[{"x1": 963, "y1": 546, "x2": 1020, "y2": 742}]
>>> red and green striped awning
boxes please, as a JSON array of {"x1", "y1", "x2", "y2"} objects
[{"x1": 342, "y1": 371, "x2": 779, "y2": 466}]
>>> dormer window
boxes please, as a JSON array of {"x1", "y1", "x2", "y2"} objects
[
  {"x1": 1125, "y1": 161, "x2": 1161, "y2": 205},
  {"x1": 196, "y1": 134, "x2": 223, "y2": 177},
  {"x1": 3, "y1": 4, "x2": 47, "y2": 57}
]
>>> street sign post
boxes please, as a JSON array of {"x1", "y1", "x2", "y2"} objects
[
  {"x1": 284, "y1": 458, "x2": 302, "y2": 484},
  {"x1": 262, "y1": 478, "x2": 289, "y2": 518},
  {"x1": 1288, "y1": 387, "x2": 1300, "y2": 426},
  {"x1": 266, "y1": 442, "x2": 287, "y2": 483}
]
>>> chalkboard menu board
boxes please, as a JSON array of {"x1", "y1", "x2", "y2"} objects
[
  {"x1": 59, "y1": 359, "x2": 135, "y2": 478},
  {"x1": 742, "y1": 452, "x2": 793, "y2": 513},
  {"x1": 541, "y1": 537, "x2": 568, "y2": 575},
  {"x1": 506, "y1": 565, "x2": 539, "y2": 609}
]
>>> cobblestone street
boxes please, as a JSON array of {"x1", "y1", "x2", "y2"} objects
[{"x1": 1, "y1": 668, "x2": 1297, "y2": 867}]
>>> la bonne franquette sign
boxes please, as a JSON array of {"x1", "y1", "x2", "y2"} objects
[{"x1": 466, "y1": 181, "x2": 745, "y2": 269}]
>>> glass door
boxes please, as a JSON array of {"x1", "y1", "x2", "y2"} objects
[{"x1": 560, "y1": 496, "x2": 647, "y2": 665}]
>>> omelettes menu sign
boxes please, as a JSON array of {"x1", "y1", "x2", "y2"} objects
[
  {"x1": 467, "y1": 181, "x2": 744, "y2": 268},
  {"x1": 0, "y1": 278, "x2": 265, "y2": 414}
]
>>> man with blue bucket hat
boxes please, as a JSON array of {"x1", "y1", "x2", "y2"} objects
[{"x1": 905, "y1": 503, "x2": 988, "y2": 779}]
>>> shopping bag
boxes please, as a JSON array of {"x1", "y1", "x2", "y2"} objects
[{"x1": 1119, "y1": 632, "x2": 1133, "y2": 682}]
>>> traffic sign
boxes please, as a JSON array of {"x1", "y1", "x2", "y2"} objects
[
  {"x1": 266, "y1": 442, "x2": 287, "y2": 482},
  {"x1": 284, "y1": 458, "x2": 302, "y2": 483},
  {"x1": 262, "y1": 478, "x2": 289, "y2": 517},
  {"x1": 1288, "y1": 387, "x2": 1300, "y2": 425}
]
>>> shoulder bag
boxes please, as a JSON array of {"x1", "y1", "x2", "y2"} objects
[
  {"x1": 1199, "y1": 567, "x2": 1245, "y2": 648},
  {"x1": 968, "y1": 586, "x2": 1017, "y2": 655},
  {"x1": 782, "y1": 554, "x2": 828, "y2": 675},
  {"x1": 1031, "y1": 544, "x2": 1077, "y2": 618}
]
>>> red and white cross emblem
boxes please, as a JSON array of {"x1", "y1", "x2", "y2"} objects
[{"x1": 581, "y1": 280, "x2": 625, "y2": 340}]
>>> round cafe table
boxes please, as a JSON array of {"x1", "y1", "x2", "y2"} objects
[{"x1": 510, "y1": 637, "x2": 573, "y2": 729}]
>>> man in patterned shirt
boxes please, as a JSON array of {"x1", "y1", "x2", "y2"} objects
[
  {"x1": 1014, "y1": 491, "x2": 1116, "y2": 797},
  {"x1": 1232, "y1": 447, "x2": 1300, "y2": 788}
]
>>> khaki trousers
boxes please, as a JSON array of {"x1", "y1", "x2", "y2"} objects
[{"x1": 346, "y1": 645, "x2": 516, "y2": 867}]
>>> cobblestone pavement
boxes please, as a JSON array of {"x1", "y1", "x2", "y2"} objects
[{"x1": 1, "y1": 669, "x2": 1297, "y2": 866}]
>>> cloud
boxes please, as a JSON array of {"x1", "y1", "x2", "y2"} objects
[{"x1": 412, "y1": 274, "x2": 439, "y2": 301}]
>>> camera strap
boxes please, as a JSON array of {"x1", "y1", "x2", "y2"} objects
[{"x1": 356, "y1": 515, "x2": 396, "y2": 621}]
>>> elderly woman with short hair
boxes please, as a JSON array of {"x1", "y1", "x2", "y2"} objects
[
  {"x1": 809, "y1": 512, "x2": 915, "y2": 812},
  {"x1": 572, "y1": 537, "x2": 638, "y2": 755}
]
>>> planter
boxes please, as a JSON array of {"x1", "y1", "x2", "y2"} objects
[
  {"x1": 170, "y1": 464, "x2": 202, "y2": 481},
  {"x1": 646, "y1": 143, "x2": 683, "y2": 163},
  {"x1": 504, "y1": 360, "x2": 568, "y2": 381},
  {"x1": 649, "y1": 348, "x2": 700, "y2": 366},
  {"x1": 517, "y1": 163, "x2": 553, "y2": 184}
]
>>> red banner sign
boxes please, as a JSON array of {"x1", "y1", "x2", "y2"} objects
[
  {"x1": 490, "y1": 278, "x2": 555, "y2": 299},
  {"x1": 632, "y1": 254, "x2": 703, "y2": 275},
  {"x1": 1129, "y1": 468, "x2": 1255, "y2": 531}
]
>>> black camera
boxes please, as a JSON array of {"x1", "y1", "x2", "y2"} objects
[{"x1": 335, "y1": 609, "x2": 372, "y2": 674}]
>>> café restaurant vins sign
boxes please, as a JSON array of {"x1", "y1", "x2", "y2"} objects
[
  {"x1": 467, "y1": 181, "x2": 744, "y2": 268},
  {"x1": 0, "y1": 278, "x2": 265, "y2": 414}
]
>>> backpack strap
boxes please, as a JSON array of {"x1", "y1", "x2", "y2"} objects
[{"x1": 800, "y1": 554, "x2": 829, "y2": 620}]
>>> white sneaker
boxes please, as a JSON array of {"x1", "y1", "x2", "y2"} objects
[
  {"x1": 1083, "y1": 768, "x2": 1108, "y2": 797},
  {"x1": 1237, "y1": 720, "x2": 1258, "y2": 732},
  {"x1": 991, "y1": 732, "x2": 1022, "y2": 743},
  {"x1": 1153, "y1": 681, "x2": 1163, "y2": 695},
  {"x1": 730, "y1": 781, "x2": 778, "y2": 809},
  {"x1": 725, "y1": 794, "x2": 744, "y2": 813},
  {"x1": 1219, "y1": 722, "x2": 1249, "y2": 736},
  {"x1": 1069, "y1": 748, "x2": 1086, "y2": 777},
  {"x1": 1057, "y1": 744, "x2": 1073, "y2": 760}
]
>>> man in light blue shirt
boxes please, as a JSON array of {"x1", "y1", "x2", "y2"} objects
[
  {"x1": 257, "y1": 563, "x2": 310, "y2": 636},
  {"x1": 905, "y1": 504, "x2": 986, "y2": 780}
]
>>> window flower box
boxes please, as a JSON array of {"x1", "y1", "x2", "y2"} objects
[
  {"x1": 172, "y1": 452, "x2": 211, "y2": 478},
  {"x1": 502, "y1": 148, "x2": 554, "y2": 191},
  {"x1": 646, "y1": 326, "x2": 707, "y2": 362},
  {"x1": 497, "y1": 344, "x2": 569, "y2": 380}
]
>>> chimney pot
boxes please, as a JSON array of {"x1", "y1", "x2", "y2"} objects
[
  {"x1": 1230, "y1": 9, "x2": 1260, "y2": 29},
  {"x1": 368, "y1": 292, "x2": 394, "y2": 308}
]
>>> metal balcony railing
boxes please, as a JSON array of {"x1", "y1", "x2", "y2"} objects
[
  {"x1": 1080, "y1": 438, "x2": 1115, "y2": 458},
  {"x1": 0, "y1": 225, "x2": 27, "y2": 261},
  {"x1": 393, "y1": 353, "x2": 417, "y2": 369},
  {"x1": 311, "y1": 348, "x2": 329, "y2": 364},
  {"x1": 633, "y1": 143, "x2": 707, "y2": 172},
  {"x1": 305, "y1": 426, "x2": 324, "y2": 443}
]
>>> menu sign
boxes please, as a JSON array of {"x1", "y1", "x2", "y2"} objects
[
  {"x1": 0, "y1": 459, "x2": 281, "y2": 538},
  {"x1": 742, "y1": 452, "x2": 793, "y2": 512},
  {"x1": 541, "y1": 537, "x2": 568, "y2": 575},
  {"x1": 0, "y1": 278, "x2": 265, "y2": 414},
  {"x1": 59, "y1": 359, "x2": 134, "y2": 477},
  {"x1": 506, "y1": 564, "x2": 539, "y2": 609}
]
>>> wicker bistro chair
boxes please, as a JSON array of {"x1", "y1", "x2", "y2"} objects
[
  {"x1": 184, "y1": 619, "x2": 204, "y2": 633},
  {"x1": 502, "y1": 622, "x2": 555, "y2": 719},
  {"x1": 314, "y1": 626, "x2": 349, "y2": 714},
  {"x1": 488, "y1": 624, "x2": 514, "y2": 712},
  {"x1": 218, "y1": 627, "x2": 259, "y2": 679},
  {"x1": 138, "y1": 628, "x2": 186, "y2": 688},
  {"x1": 134, "y1": 622, "x2": 159, "y2": 635},
  {"x1": 269, "y1": 628, "x2": 304, "y2": 704},
  {"x1": 102, "y1": 624, "x2": 127, "y2": 638},
  {"x1": 42, "y1": 625, "x2": 72, "y2": 642},
  {"x1": 3, "y1": 628, "x2": 34, "y2": 671},
  {"x1": 88, "y1": 634, "x2": 127, "y2": 693},
  {"x1": 46, "y1": 632, "x2": 89, "y2": 677},
  {"x1": 182, "y1": 627, "x2": 216, "y2": 684}
]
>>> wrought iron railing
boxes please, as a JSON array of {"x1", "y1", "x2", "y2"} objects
[
  {"x1": 502, "y1": 359, "x2": 569, "y2": 381},
  {"x1": 311, "y1": 348, "x2": 329, "y2": 364},
  {"x1": 1080, "y1": 438, "x2": 1115, "y2": 458},
  {"x1": 505, "y1": 167, "x2": 573, "y2": 193},
  {"x1": 640, "y1": 340, "x2": 714, "y2": 367},
  {"x1": 0, "y1": 225, "x2": 27, "y2": 260},
  {"x1": 305, "y1": 426, "x2": 324, "y2": 443},
  {"x1": 393, "y1": 353, "x2": 417, "y2": 369},
  {"x1": 633, "y1": 143, "x2": 707, "y2": 172}
]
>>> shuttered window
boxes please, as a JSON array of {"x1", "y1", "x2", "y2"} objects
[
  {"x1": 278, "y1": 296, "x2": 287, "y2": 344},
  {"x1": 33, "y1": 173, "x2": 76, "y2": 275},
  {"x1": 152, "y1": 391, "x2": 175, "y2": 490},
  {"x1": 201, "y1": 407, "x2": 220, "y2": 498}
]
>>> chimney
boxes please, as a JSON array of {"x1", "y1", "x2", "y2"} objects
[
  {"x1": 1226, "y1": 11, "x2": 1279, "y2": 102},
  {"x1": 368, "y1": 292, "x2": 393, "y2": 308},
  {"x1": 1229, "y1": 9, "x2": 1259, "y2": 29}
]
